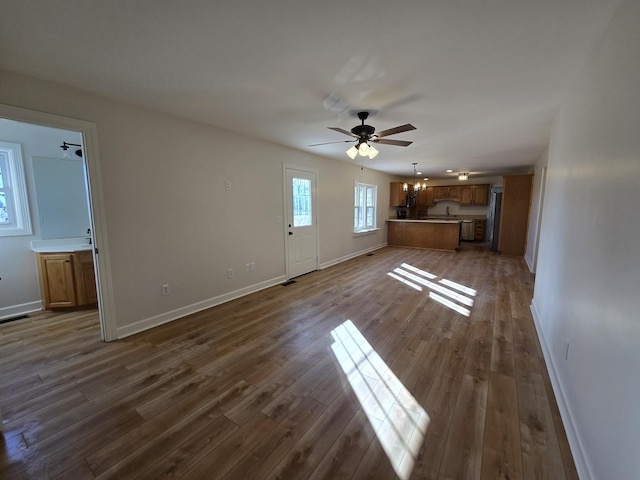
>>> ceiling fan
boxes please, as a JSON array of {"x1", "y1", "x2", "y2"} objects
[{"x1": 310, "y1": 111, "x2": 416, "y2": 159}]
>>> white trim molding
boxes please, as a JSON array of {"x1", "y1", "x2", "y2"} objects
[
  {"x1": 530, "y1": 300, "x2": 594, "y2": 480},
  {"x1": 319, "y1": 243, "x2": 387, "y2": 270},
  {"x1": 116, "y1": 275, "x2": 286, "y2": 339},
  {"x1": 0, "y1": 301, "x2": 42, "y2": 321}
]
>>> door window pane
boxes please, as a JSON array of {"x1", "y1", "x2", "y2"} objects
[{"x1": 293, "y1": 177, "x2": 312, "y2": 227}]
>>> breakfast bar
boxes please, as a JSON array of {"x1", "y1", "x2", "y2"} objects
[{"x1": 387, "y1": 219, "x2": 461, "y2": 251}]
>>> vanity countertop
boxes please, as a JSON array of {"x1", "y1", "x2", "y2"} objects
[{"x1": 31, "y1": 238, "x2": 92, "y2": 253}]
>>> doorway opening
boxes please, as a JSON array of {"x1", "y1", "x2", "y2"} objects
[{"x1": 0, "y1": 104, "x2": 115, "y2": 341}]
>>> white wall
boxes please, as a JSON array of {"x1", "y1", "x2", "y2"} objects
[
  {"x1": 0, "y1": 119, "x2": 83, "y2": 319},
  {"x1": 0, "y1": 71, "x2": 392, "y2": 335},
  {"x1": 531, "y1": 1, "x2": 640, "y2": 478}
]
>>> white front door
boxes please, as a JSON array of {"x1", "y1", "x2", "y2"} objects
[{"x1": 284, "y1": 166, "x2": 318, "y2": 279}]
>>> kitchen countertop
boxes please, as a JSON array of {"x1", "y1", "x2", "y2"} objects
[{"x1": 387, "y1": 218, "x2": 462, "y2": 224}]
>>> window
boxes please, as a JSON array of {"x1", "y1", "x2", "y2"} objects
[
  {"x1": 354, "y1": 182, "x2": 377, "y2": 233},
  {"x1": 0, "y1": 141, "x2": 32, "y2": 236}
]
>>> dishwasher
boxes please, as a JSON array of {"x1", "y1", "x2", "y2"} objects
[{"x1": 461, "y1": 220, "x2": 475, "y2": 241}]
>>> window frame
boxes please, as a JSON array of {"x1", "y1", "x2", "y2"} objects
[
  {"x1": 0, "y1": 141, "x2": 32, "y2": 237},
  {"x1": 354, "y1": 182, "x2": 378, "y2": 234}
]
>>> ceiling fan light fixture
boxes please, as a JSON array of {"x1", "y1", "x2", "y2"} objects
[
  {"x1": 346, "y1": 145, "x2": 359, "y2": 159},
  {"x1": 367, "y1": 145, "x2": 379, "y2": 159},
  {"x1": 358, "y1": 142, "x2": 370, "y2": 156}
]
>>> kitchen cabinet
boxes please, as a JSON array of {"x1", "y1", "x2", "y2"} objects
[
  {"x1": 37, "y1": 251, "x2": 97, "y2": 309},
  {"x1": 387, "y1": 220, "x2": 460, "y2": 251},
  {"x1": 416, "y1": 186, "x2": 435, "y2": 206},
  {"x1": 460, "y1": 184, "x2": 489, "y2": 206},
  {"x1": 433, "y1": 186, "x2": 460, "y2": 201},
  {"x1": 390, "y1": 182, "x2": 408, "y2": 207},
  {"x1": 474, "y1": 219, "x2": 486, "y2": 241},
  {"x1": 498, "y1": 174, "x2": 533, "y2": 255}
]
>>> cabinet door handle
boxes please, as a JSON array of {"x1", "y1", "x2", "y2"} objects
[{"x1": 65, "y1": 260, "x2": 70, "y2": 263}]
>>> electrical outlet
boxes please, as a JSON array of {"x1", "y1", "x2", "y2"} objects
[
  {"x1": 225, "y1": 179, "x2": 231, "y2": 191},
  {"x1": 161, "y1": 284, "x2": 170, "y2": 296},
  {"x1": 227, "y1": 268, "x2": 234, "y2": 279}
]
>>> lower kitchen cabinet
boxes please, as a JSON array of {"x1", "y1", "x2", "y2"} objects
[
  {"x1": 474, "y1": 219, "x2": 486, "y2": 241},
  {"x1": 37, "y1": 251, "x2": 97, "y2": 309}
]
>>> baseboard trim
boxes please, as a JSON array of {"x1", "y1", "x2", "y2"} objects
[
  {"x1": 0, "y1": 301, "x2": 42, "y2": 321},
  {"x1": 319, "y1": 243, "x2": 387, "y2": 270},
  {"x1": 524, "y1": 252, "x2": 535, "y2": 273},
  {"x1": 116, "y1": 244, "x2": 390, "y2": 339},
  {"x1": 116, "y1": 275, "x2": 286, "y2": 339},
  {"x1": 530, "y1": 300, "x2": 594, "y2": 480}
]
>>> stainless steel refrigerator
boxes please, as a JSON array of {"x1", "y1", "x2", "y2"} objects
[{"x1": 488, "y1": 187, "x2": 503, "y2": 251}]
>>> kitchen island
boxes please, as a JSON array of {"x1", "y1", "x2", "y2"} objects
[{"x1": 387, "y1": 219, "x2": 461, "y2": 251}]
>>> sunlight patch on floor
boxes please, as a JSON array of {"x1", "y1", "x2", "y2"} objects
[
  {"x1": 387, "y1": 263, "x2": 475, "y2": 317},
  {"x1": 331, "y1": 320, "x2": 430, "y2": 479}
]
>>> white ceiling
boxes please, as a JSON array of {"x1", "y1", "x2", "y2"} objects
[{"x1": 1, "y1": 0, "x2": 620, "y2": 179}]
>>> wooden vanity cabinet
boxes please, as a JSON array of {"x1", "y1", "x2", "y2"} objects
[{"x1": 37, "y1": 251, "x2": 97, "y2": 309}]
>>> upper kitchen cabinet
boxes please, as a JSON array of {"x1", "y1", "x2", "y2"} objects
[
  {"x1": 390, "y1": 182, "x2": 407, "y2": 207},
  {"x1": 434, "y1": 186, "x2": 460, "y2": 202},
  {"x1": 460, "y1": 184, "x2": 489, "y2": 206},
  {"x1": 416, "y1": 186, "x2": 435, "y2": 207},
  {"x1": 498, "y1": 175, "x2": 533, "y2": 256}
]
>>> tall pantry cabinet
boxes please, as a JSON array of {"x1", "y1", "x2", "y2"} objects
[{"x1": 498, "y1": 174, "x2": 533, "y2": 256}]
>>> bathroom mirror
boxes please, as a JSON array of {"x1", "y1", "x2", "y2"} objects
[{"x1": 32, "y1": 156, "x2": 90, "y2": 239}]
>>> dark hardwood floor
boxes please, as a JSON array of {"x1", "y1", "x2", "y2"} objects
[{"x1": 0, "y1": 245, "x2": 577, "y2": 479}]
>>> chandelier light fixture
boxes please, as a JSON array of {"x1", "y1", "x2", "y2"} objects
[{"x1": 403, "y1": 163, "x2": 426, "y2": 193}]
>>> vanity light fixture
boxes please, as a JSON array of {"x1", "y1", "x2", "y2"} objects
[{"x1": 60, "y1": 141, "x2": 83, "y2": 158}]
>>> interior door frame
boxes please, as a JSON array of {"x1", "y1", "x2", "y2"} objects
[
  {"x1": 0, "y1": 103, "x2": 116, "y2": 341},
  {"x1": 282, "y1": 163, "x2": 319, "y2": 280}
]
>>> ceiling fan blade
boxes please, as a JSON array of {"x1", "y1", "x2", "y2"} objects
[
  {"x1": 328, "y1": 127, "x2": 358, "y2": 138},
  {"x1": 308, "y1": 139, "x2": 356, "y2": 147},
  {"x1": 375, "y1": 123, "x2": 416, "y2": 138},
  {"x1": 371, "y1": 138, "x2": 413, "y2": 147}
]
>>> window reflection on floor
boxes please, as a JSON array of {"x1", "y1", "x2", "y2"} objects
[
  {"x1": 330, "y1": 320, "x2": 430, "y2": 479},
  {"x1": 387, "y1": 263, "x2": 476, "y2": 317}
]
